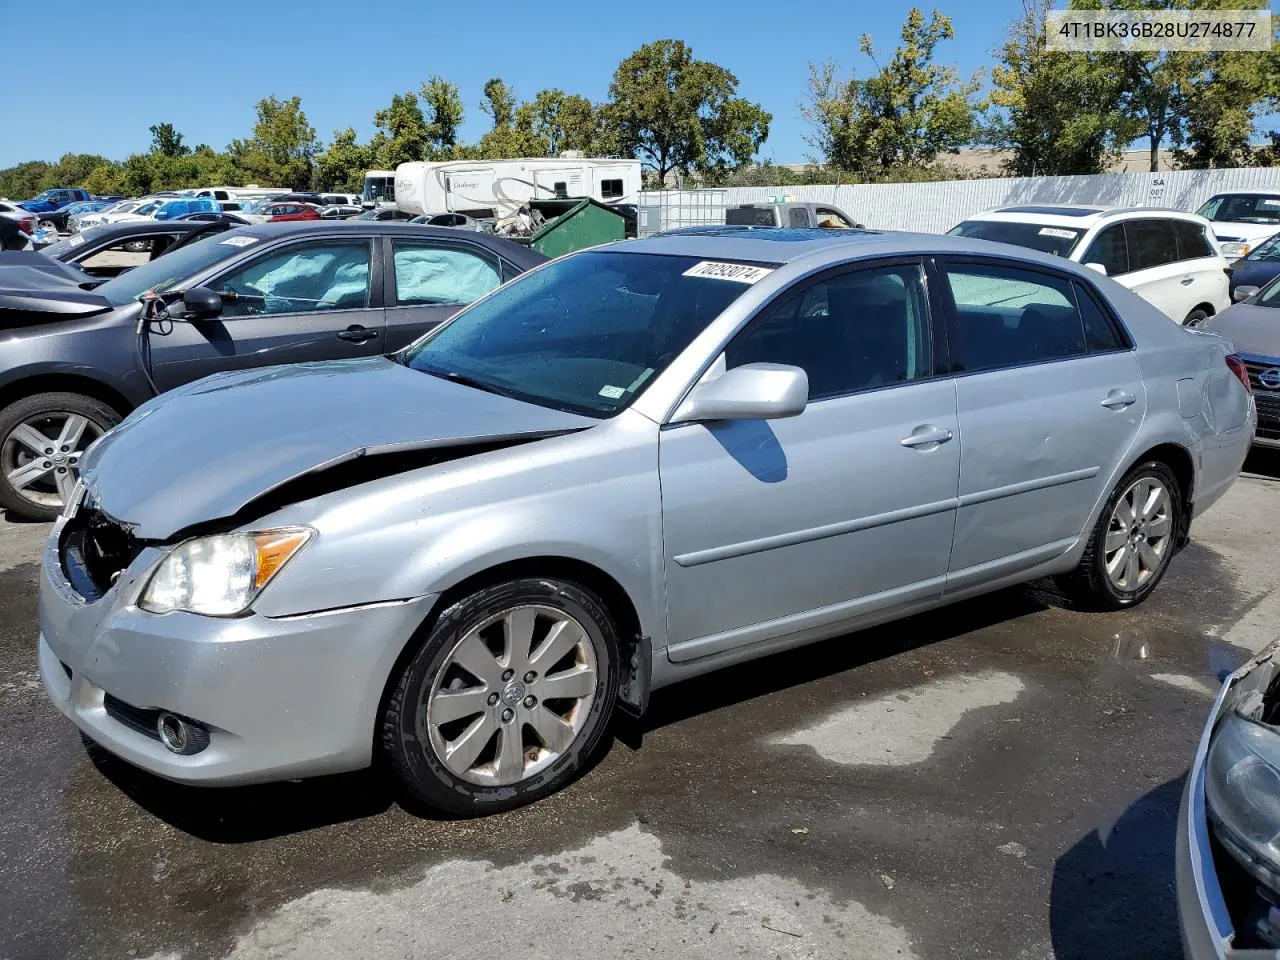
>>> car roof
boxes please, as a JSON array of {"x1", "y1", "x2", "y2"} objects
[
  {"x1": 77, "y1": 220, "x2": 207, "y2": 239},
  {"x1": 218, "y1": 220, "x2": 548, "y2": 266},
  {"x1": 964, "y1": 205, "x2": 1209, "y2": 228},
  {"x1": 614, "y1": 228, "x2": 1105, "y2": 274}
]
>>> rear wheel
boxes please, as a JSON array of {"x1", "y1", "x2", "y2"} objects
[
  {"x1": 37, "y1": 219, "x2": 58, "y2": 236},
  {"x1": 381, "y1": 578, "x2": 620, "y2": 816},
  {"x1": 0, "y1": 393, "x2": 120, "y2": 520},
  {"x1": 1056, "y1": 460, "x2": 1181, "y2": 610},
  {"x1": 1184, "y1": 308, "x2": 1210, "y2": 328}
]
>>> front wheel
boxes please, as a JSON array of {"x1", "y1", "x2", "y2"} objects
[
  {"x1": 381, "y1": 578, "x2": 620, "y2": 816},
  {"x1": 1056, "y1": 461, "x2": 1182, "y2": 610},
  {"x1": 0, "y1": 393, "x2": 121, "y2": 520}
]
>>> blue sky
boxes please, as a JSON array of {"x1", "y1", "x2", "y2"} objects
[{"x1": 3, "y1": 0, "x2": 1022, "y2": 168}]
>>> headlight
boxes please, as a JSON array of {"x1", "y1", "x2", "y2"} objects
[
  {"x1": 1221, "y1": 241, "x2": 1251, "y2": 260},
  {"x1": 139, "y1": 527, "x2": 312, "y2": 616},
  {"x1": 1206, "y1": 712, "x2": 1280, "y2": 885}
]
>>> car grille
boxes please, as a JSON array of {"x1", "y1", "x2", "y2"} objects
[
  {"x1": 59, "y1": 507, "x2": 143, "y2": 601},
  {"x1": 1243, "y1": 359, "x2": 1280, "y2": 393}
]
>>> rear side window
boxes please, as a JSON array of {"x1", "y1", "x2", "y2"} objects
[
  {"x1": 727, "y1": 263, "x2": 932, "y2": 400},
  {"x1": 1081, "y1": 224, "x2": 1129, "y2": 276},
  {"x1": 1173, "y1": 220, "x2": 1216, "y2": 260},
  {"x1": 1127, "y1": 220, "x2": 1180, "y2": 271},
  {"x1": 788, "y1": 207, "x2": 810, "y2": 228},
  {"x1": 943, "y1": 262, "x2": 1087, "y2": 373},
  {"x1": 726, "y1": 206, "x2": 777, "y2": 227}
]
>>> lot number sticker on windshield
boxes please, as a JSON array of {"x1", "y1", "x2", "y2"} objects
[
  {"x1": 68, "y1": 235, "x2": 85, "y2": 247},
  {"x1": 1038, "y1": 227, "x2": 1077, "y2": 239},
  {"x1": 683, "y1": 261, "x2": 774, "y2": 284},
  {"x1": 220, "y1": 236, "x2": 259, "y2": 247}
]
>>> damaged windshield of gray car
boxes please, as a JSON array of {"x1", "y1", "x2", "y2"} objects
[{"x1": 402, "y1": 250, "x2": 772, "y2": 417}]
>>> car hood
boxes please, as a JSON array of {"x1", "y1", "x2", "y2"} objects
[
  {"x1": 79, "y1": 357, "x2": 597, "y2": 539},
  {"x1": 1203, "y1": 303, "x2": 1280, "y2": 358},
  {"x1": 0, "y1": 265, "x2": 111, "y2": 327},
  {"x1": 1213, "y1": 224, "x2": 1280, "y2": 245}
]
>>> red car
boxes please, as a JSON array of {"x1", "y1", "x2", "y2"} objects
[{"x1": 267, "y1": 203, "x2": 321, "y2": 222}]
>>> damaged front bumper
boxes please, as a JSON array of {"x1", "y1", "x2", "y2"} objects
[
  {"x1": 1177, "y1": 640, "x2": 1280, "y2": 959},
  {"x1": 38, "y1": 525, "x2": 438, "y2": 785}
]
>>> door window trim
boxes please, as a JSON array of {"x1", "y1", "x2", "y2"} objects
[
  {"x1": 932, "y1": 254, "x2": 1135, "y2": 378},
  {"x1": 384, "y1": 236, "x2": 504, "y2": 311},
  {"x1": 200, "y1": 235, "x2": 382, "y2": 321}
]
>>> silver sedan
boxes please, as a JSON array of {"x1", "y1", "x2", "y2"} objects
[{"x1": 38, "y1": 230, "x2": 1254, "y2": 815}]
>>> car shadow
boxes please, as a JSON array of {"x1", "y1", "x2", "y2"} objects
[
  {"x1": 1049, "y1": 775, "x2": 1186, "y2": 960},
  {"x1": 1243, "y1": 447, "x2": 1280, "y2": 481}
]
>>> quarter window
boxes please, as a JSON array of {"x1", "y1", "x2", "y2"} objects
[
  {"x1": 1126, "y1": 220, "x2": 1180, "y2": 271},
  {"x1": 1074, "y1": 282, "x2": 1126, "y2": 352},
  {"x1": 1173, "y1": 220, "x2": 1216, "y2": 260},
  {"x1": 1081, "y1": 224, "x2": 1129, "y2": 276},
  {"x1": 726, "y1": 264, "x2": 932, "y2": 400},
  {"x1": 392, "y1": 242, "x2": 501, "y2": 306},
  {"x1": 216, "y1": 241, "x2": 372, "y2": 317},
  {"x1": 943, "y1": 263, "x2": 1087, "y2": 372}
]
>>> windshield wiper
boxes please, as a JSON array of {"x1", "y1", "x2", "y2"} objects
[{"x1": 417, "y1": 365, "x2": 515, "y2": 399}]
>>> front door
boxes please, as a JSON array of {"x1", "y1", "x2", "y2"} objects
[
  {"x1": 148, "y1": 237, "x2": 384, "y2": 391},
  {"x1": 937, "y1": 257, "x2": 1147, "y2": 583},
  {"x1": 659, "y1": 260, "x2": 960, "y2": 662},
  {"x1": 382, "y1": 237, "x2": 504, "y2": 352}
]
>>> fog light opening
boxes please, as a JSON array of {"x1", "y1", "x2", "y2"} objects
[{"x1": 156, "y1": 712, "x2": 209, "y2": 755}]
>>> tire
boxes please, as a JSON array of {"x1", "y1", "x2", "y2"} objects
[
  {"x1": 1056, "y1": 460, "x2": 1182, "y2": 611},
  {"x1": 1184, "y1": 308, "x2": 1210, "y2": 328},
  {"x1": 0, "y1": 392, "x2": 122, "y2": 520},
  {"x1": 381, "y1": 577, "x2": 620, "y2": 816},
  {"x1": 37, "y1": 219, "x2": 58, "y2": 235}
]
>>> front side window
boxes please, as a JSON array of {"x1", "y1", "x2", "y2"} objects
[
  {"x1": 402, "y1": 251, "x2": 762, "y2": 417},
  {"x1": 727, "y1": 263, "x2": 932, "y2": 400},
  {"x1": 1081, "y1": 224, "x2": 1129, "y2": 276},
  {"x1": 392, "y1": 242, "x2": 500, "y2": 306},
  {"x1": 814, "y1": 207, "x2": 854, "y2": 228},
  {"x1": 1126, "y1": 220, "x2": 1179, "y2": 271},
  {"x1": 215, "y1": 241, "x2": 371, "y2": 317},
  {"x1": 944, "y1": 262, "x2": 1087, "y2": 372}
]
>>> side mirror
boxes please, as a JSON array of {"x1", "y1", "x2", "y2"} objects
[
  {"x1": 1085, "y1": 262, "x2": 1109, "y2": 276},
  {"x1": 671, "y1": 363, "x2": 808, "y2": 424},
  {"x1": 181, "y1": 286, "x2": 223, "y2": 320},
  {"x1": 1234, "y1": 285, "x2": 1261, "y2": 303}
]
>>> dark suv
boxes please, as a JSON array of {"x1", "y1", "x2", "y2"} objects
[{"x1": 0, "y1": 222, "x2": 545, "y2": 518}]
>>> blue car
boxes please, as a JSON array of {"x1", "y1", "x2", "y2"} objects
[
  {"x1": 18, "y1": 187, "x2": 91, "y2": 214},
  {"x1": 1228, "y1": 232, "x2": 1280, "y2": 302},
  {"x1": 153, "y1": 197, "x2": 220, "y2": 221}
]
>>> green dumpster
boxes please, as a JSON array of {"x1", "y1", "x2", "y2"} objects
[{"x1": 524, "y1": 198, "x2": 625, "y2": 258}]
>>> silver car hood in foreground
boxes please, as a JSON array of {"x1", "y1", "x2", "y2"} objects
[{"x1": 80, "y1": 358, "x2": 597, "y2": 539}]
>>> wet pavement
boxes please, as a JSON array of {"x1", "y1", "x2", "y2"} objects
[{"x1": 2, "y1": 454, "x2": 1280, "y2": 960}]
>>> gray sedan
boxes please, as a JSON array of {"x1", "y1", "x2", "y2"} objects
[
  {"x1": 1201, "y1": 276, "x2": 1280, "y2": 449},
  {"x1": 38, "y1": 229, "x2": 1254, "y2": 816}
]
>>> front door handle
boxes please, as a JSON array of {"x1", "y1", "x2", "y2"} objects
[
  {"x1": 900, "y1": 425, "x2": 954, "y2": 449},
  {"x1": 1101, "y1": 389, "x2": 1137, "y2": 409},
  {"x1": 1180, "y1": 277, "x2": 1195, "y2": 286},
  {"x1": 337, "y1": 325, "x2": 379, "y2": 343}
]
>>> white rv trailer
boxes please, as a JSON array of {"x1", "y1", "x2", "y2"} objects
[
  {"x1": 183, "y1": 186, "x2": 289, "y2": 202},
  {"x1": 393, "y1": 156, "x2": 642, "y2": 219},
  {"x1": 361, "y1": 170, "x2": 398, "y2": 208}
]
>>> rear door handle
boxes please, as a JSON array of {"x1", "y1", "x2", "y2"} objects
[
  {"x1": 900, "y1": 425, "x2": 954, "y2": 449},
  {"x1": 1101, "y1": 389, "x2": 1137, "y2": 409},
  {"x1": 1180, "y1": 277, "x2": 1195, "y2": 285},
  {"x1": 337, "y1": 325, "x2": 378, "y2": 342}
]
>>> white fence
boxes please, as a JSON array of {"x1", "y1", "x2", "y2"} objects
[{"x1": 641, "y1": 166, "x2": 1280, "y2": 234}]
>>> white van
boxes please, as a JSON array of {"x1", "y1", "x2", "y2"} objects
[{"x1": 1194, "y1": 190, "x2": 1280, "y2": 260}]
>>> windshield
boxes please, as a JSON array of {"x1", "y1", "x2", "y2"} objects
[
  {"x1": 41, "y1": 228, "x2": 112, "y2": 259},
  {"x1": 1196, "y1": 194, "x2": 1280, "y2": 225},
  {"x1": 94, "y1": 231, "x2": 248, "y2": 306},
  {"x1": 1258, "y1": 276, "x2": 1280, "y2": 308},
  {"x1": 1244, "y1": 233, "x2": 1280, "y2": 261},
  {"x1": 948, "y1": 219, "x2": 1084, "y2": 257},
  {"x1": 362, "y1": 175, "x2": 395, "y2": 204},
  {"x1": 401, "y1": 251, "x2": 766, "y2": 417}
]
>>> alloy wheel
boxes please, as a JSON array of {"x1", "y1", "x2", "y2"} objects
[
  {"x1": 1, "y1": 413, "x2": 102, "y2": 509},
  {"x1": 423, "y1": 604, "x2": 599, "y2": 787},
  {"x1": 1104, "y1": 477, "x2": 1173, "y2": 591}
]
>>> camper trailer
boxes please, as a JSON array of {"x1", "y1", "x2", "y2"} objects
[{"x1": 393, "y1": 156, "x2": 642, "y2": 220}]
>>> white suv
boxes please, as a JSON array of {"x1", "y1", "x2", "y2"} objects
[
  {"x1": 1194, "y1": 190, "x2": 1280, "y2": 261},
  {"x1": 950, "y1": 205, "x2": 1231, "y2": 325}
]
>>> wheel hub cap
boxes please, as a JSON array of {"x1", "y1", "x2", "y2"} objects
[
  {"x1": 501, "y1": 679, "x2": 526, "y2": 706},
  {"x1": 1104, "y1": 477, "x2": 1173, "y2": 591},
  {"x1": 1, "y1": 412, "x2": 102, "y2": 509}
]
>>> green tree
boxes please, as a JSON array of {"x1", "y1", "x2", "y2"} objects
[
  {"x1": 373, "y1": 92, "x2": 431, "y2": 168},
  {"x1": 0, "y1": 161, "x2": 53, "y2": 198},
  {"x1": 985, "y1": 0, "x2": 1136, "y2": 175},
  {"x1": 228, "y1": 96, "x2": 319, "y2": 188},
  {"x1": 603, "y1": 39, "x2": 771, "y2": 185},
  {"x1": 480, "y1": 78, "x2": 518, "y2": 128},
  {"x1": 148, "y1": 122, "x2": 189, "y2": 157},
  {"x1": 806, "y1": 9, "x2": 981, "y2": 177},
  {"x1": 315, "y1": 127, "x2": 373, "y2": 191},
  {"x1": 421, "y1": 76, "x2": 465, "y2": 156},
  {"x1": 529, "y1": 89, "x2": 600, "y2": 155}
]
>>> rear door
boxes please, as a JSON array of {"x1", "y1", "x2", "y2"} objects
[
  {"x1": 1171, "y1": 218, "x2": 1230, "y2": 315},
  {"x1": 381, "y1": 236, "x2": 505, "y2": 351},
  {"x1": 937, "y1": 257, "x2": 1146, "y2": 587},
  {"x1": 148, "y1": 236, "x2": 384, "y2": 390},
  {"x1": 1120, "y1": 219, "x2": 1193, "y2": 322}
]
